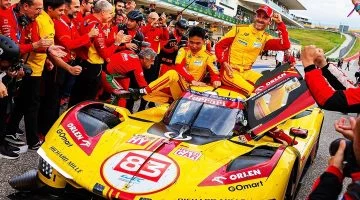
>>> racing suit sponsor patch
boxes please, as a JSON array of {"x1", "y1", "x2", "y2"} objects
[
  {"x1": 237, "y1": 39, "x2": 247, "y2": 46},
  {"x1": 253, "y1": 42, "x2": 262, "y2": 48}
]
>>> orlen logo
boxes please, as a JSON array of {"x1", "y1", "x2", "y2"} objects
[
  {"x1": 67, "y1": 123, "x2": 85, "y2": 140},
  {"x1": 62, "y1": 121, "x2": 101, "y2": 155},
  {"x1": 229, "y1": 169, "x2": 261, "y2": 181},
  {"x1": 265, "y1": 73, "x2": 286, "y2": 86}
]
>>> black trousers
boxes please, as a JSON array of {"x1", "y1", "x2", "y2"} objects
[
  {"x1": 138, "y1": 56, "x2": 161, "y2": 111},
  {"x1": 69, "y1": 60, "x2": 102, "y2": 107},
  {"x1": 38, "y1": 66, "x2": 67, "y2": 135},
  {"x1": 0, "y1": 76, "x2": 13, "y2": 145},
  {"x1": 7, "y1": 76, "x2": 41, "y2": 146}
]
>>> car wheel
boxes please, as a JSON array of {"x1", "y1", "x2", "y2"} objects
[{"x1": 285, "y1": 165, "x2": 297, "y2": 200}]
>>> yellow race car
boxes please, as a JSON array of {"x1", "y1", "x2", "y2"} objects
[{"x1": 9, "y1": 65, "x2": 324, "y2": 200}]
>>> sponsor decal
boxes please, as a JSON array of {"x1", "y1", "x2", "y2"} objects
[
  {"x1": 127, "y1": 135, "x2": 155, "y2": 146},
  {"x1": 101, "y1": 150, "x2": 179, "y2": 194},
  {"x1": 265, "y1": 73, "x2": 287, "y2": 86},
  {"x1": 238, "y1": 39, "x2": 247, "y2": 46},
  {"x1": 174, "y1": 147, "x2": 202, "y2": 161},
  {"x1": 182, "y1": 92, "x2": 244, "y2": 109},
  {"x1": 238, "y1": 135, "x2": 248, "y2": 143},
  {"x1": 212, "y1": 176, "x2": 227, "y2": 184},
  {"x1": 253, "y1": 42, "x2": 262, "y2": 48},
  {"x1": 199, "y1": 147, "x2": 285, "y2": 186},
  {"x1": 62, "y1": 118, "x2": 102, "y2": 155},
  {"x1": 193, "y1": 60, "x2": 203, "y2": 66},
  {"x1": 56, "y1": 129, "x2": 73, "y2": 147},
  {"x1": 49, "y1": 146, "x2": 83, "y2": 173},
  {"x1": 186, "y1": 94, "x2": 226, "y2": 107},
  {"x1": 228, "y1": 180, "x2": 263, "y2": 192},
  {"x1": 228, "y1": 169, "x2": 261, "y2": 181},
  {"x1": 119, "y1": 174, "x2": 144, "y2": 184},
  {"x1": 164, "y1": 131, "x2": 192, "y2": 141}
]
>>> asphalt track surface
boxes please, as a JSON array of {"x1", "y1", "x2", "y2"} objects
[{"x1": 0, "y1": 62, "x2": 358, "y2": 200}]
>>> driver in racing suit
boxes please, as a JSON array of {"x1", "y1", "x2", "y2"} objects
[
  {"x1": 215, "y1": 5, "x2": 290, "y2": 97},
  {"x1": 130, "y1": 26, "x2": 221, "y2": 103}
]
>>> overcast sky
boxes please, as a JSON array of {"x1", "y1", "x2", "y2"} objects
[{"x1": 290, "y1": 0, "x2": 360, "y2": 29}]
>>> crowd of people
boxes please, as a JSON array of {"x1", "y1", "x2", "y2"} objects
[
  {"x1": 0, "y1": 0, "x2": 360, "y2": 198},
  {"x1": 0, "y1": 0, "x2": 290, "y2": 161}
]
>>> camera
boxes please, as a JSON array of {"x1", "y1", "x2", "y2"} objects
[
  {"x1": 9, "y1": 59, "x2": 32, "y2": 76},
  {"x1": 329, "y1": 138, "x2": 360, "y2": 177}
]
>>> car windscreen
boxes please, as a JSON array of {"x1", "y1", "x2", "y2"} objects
[{"x1": 166, "y1": 99, "x2": 239, "y2": 137}]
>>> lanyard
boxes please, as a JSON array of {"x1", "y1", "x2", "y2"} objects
[
  {"x1": 60, "y1": 17, "x2": 74, "y2": 29},
  {"x1": 12, "y1": 9, "x2": 21, "y2": 42}
]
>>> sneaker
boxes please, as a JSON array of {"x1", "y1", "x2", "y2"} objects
[
  {"x1": 29, "y1": 141, "x2": 43, "y2": 150},
  {"x1": 0, "y1": 145, "x2": 19, "y2": 159},
  {"x1": 6, "y1": 144, "x2": 20, "y2": 153},
  {"x1": 5, "y1": 134, "x2": 25, "y2": 145},
  {"x1": 16, "y1": 128, "x2": 24, "y2": 136}
]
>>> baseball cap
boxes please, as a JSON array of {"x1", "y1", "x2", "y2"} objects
[{"x1": 256, "y1": 5, "x2": 273, "y2": 18}]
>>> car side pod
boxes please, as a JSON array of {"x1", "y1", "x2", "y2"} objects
[{"x1": 8, "y1": 169, "x2": 43, "y2": 191}]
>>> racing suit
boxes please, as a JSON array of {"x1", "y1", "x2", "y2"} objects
[
  {"x1": 308, "y1": 165, "x2": 360, "y2": 200},
  {"x1": 101, "y1": 51, "x2": 148, "y2": 107},
  {"x1": 158, "y1": 30, "x2": 188, "y2": 75},
  {"x1": 144, "y1": 47, "x2": 220, "y2": 103},
  {"x1": 215, "y1": 23, "x2": 290, "y2": 96},
  {"x1": 305, "y1": 65, "x2": 360, "y2": 113}
]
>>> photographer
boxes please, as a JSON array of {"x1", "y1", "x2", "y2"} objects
[
  {"x1": 309, "y1": 117, "x2": 360, "y2": 199},
  {"x1": 0, "y1": 35, "x2": 22, "y2": 159}
]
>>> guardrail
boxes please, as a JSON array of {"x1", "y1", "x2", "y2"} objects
[
  {"x1": 160, "y1": 0, "x2": 238, "y2": 24},
  {"x1": 339, "y1": 34, "x2": 356, "y2": 58}
]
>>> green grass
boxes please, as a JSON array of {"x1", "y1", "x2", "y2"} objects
[
  {"x1": 288, "y1": 29, "x2": 345, "y2": 53},
  {"x1": 347, "y1": 38, "x2": 360, "y2": 57}
]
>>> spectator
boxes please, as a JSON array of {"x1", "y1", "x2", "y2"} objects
[
  {"x1": 345, "y1": 61, "x2": 351, "y2": 71},
  {"x1": 338, "y1": 58, "x2": 344, "y2": 69}
]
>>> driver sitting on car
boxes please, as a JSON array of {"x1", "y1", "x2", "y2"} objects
[{"x1": 129, "y1": 26, "x2": 221, "y2": 103}]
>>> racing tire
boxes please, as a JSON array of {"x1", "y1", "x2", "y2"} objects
[{"x1": 285, "y1": 164, "x2": 298, "y2": 200}]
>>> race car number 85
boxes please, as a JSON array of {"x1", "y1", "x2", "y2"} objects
[{"x1": 114, "y1": 152, "x2": 171, "y2": 182}]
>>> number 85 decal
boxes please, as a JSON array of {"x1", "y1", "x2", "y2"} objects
[{"x1": 114, "y1": 152, "x2": 172, "y2": 182}]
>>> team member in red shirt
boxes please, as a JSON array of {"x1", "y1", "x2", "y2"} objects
[
  {"x1": 101, "y1": 48, "x2": 157, "y2": 108},
  {"x1": 141, "y1": 12, "x2": 169, "y2": 53},
  {"x1": 68, "y1": 0, "x2": 126, "y2": 107},
  {"x1": 138, "y1": 12, "x2": 169, "y2": 110},
  {"x1": 73, "y1": 0, "x2": 93, "y2": 30}
]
